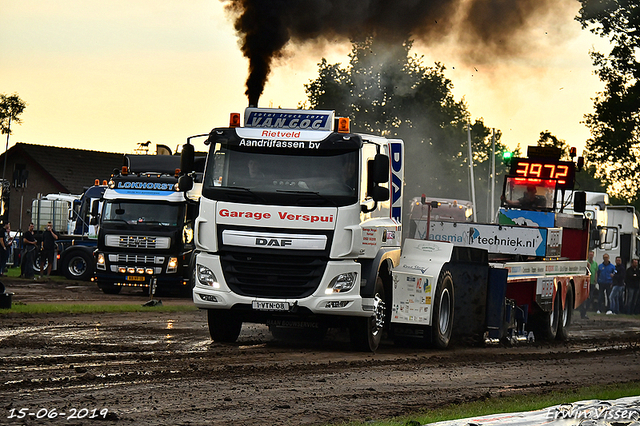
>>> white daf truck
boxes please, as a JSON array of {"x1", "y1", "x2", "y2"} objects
[{"x1": 179, "y1": 109, "x2": 589, "y2": 352}]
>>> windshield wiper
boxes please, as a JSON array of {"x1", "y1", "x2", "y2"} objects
[
  {"x1": 225, "y1": 186, "x2": 267, "y2": 203},
  {"x1": 275, "y1": 189, "x2": 338, "y2": 206},
  {"x1": 105, "y1": 218, "x2": 130, "y2": 224},
  {"x1": 138, "y1": 220, "x2": 171, "y2": 226}
]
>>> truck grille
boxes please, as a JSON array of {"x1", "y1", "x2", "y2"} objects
[
  {"x1": 220, "y1": 251, "x2": 327, "y2": 299},
  {"x1": 105, "y1": 235, "x2": 170, "y2": 249},
  {"x1": 109, "y1": 254, "x2": 165, "y2": 264}
]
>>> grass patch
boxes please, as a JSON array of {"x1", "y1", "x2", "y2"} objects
[
  {"x1": 334, "y1": 381, "x2": 640, "y2": 426},
  {"x1": 0, "y1": 303, "x2": 198, "y2": 315},
  {"x1": 3, "y1": 266, "x2": 67, "y2": 282}
]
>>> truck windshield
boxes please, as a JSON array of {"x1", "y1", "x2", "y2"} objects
[
  {"x1": 502, "y1": 177, "x2": 557, "y2": 211},
  {"x1": 202, "y1": 144, "x2": 359, "y2": 206},
  {"x1": 102, "y1": 201, "x2": 182, "y2": 227}
]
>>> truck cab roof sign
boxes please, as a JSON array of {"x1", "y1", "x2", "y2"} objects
[{"x1": 244, "y1": 108, "x2": 335, "y2": 132}]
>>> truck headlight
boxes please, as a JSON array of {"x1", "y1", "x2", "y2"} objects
[
  {"x1": 325, "y1": 272, "x2": 357, "y2": 294},
  {"x1": 197, "y1": 265, "x2": 220, "y2": 289},
  {"x1": 166, "y1": 257, "x2": 178, "y2": 273},
  {"x1": 96, "y1": 253, "x2": 106, "y2": 270}
]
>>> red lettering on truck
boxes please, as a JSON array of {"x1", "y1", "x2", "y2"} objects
[
  {"x1": 219, "y1": 209, "x2": 271, "y2": 220},
  {"x1": 261, "y1": 130, "x2": 301, "y2": 138},
  {"x1": 278, "y1": 212, "x2": 334, "y2": 223}
]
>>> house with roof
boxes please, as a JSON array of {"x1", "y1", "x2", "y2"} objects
[{"x1": 0, "y1": 143, "x2": 124, "y2": 232}]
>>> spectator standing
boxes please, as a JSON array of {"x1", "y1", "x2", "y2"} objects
[
  {"x1": 609, "y1": 256, "x2": 625, "y2": 314},
  {"x1": 21, "y1": 223, "x2": 38, "y2": 279},
  {"x1": 40, "y1": 222, "x2": 58, "y2": 278},
  {"x1": 0, "y1": 223, "x2": 12, "y2": 276},
  {"x1": 624, "y1": 258, "x2": 640, "y2": 315},
  {"x1": 580, "y1": 250, "x2": 598, "y2": 319},
  {"x1": 597, "y1": 253, "x2": 615, "y2": 314}
]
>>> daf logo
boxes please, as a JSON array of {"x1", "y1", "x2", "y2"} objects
[{"x1": 255, "y1": 238, "x2": 293, "y2": 247}]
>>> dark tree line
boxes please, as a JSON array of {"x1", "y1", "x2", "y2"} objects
[{"x1": 577, "y1": 0, "x2": 640, "y2": 203}]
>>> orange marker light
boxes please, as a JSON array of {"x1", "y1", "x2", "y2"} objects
[
  {"x1": 122, "y1": 166, "x2": 128, "y2": 175},
  {"x1": 229, "y1": 113, "x2": 241, "y2": 128},
  {"x1": 95, "y1": 179, "x2": 100, "y2": 186},
  {"x1": 337, "y1": 117, "x2": 350, "y2": 133}
]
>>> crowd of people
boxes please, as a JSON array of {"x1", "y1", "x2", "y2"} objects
[
  {"x1": 0, "y1": 221, "x2": 58, "y2": 279},
  {"x1": 584, "y1": 250, "x2": 640, "y2": 316}
]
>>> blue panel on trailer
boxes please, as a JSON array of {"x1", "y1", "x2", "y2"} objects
[
  {"x1": 486, "y1": 267, "x2": 509, "y2": 340},
  {"x1": 497, "y1": 208, "x2": 555, "y2": 228}
]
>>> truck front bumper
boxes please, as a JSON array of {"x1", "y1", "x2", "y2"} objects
[{"x1": 192, "y1": 253, "x2": 373, "y2": 318}]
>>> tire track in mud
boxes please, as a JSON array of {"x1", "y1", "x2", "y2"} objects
[{"x1": 1, "y1": 307, "x2": 639, "y2": 425}]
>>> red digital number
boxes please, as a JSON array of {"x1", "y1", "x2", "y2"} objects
[
  {"x1": 529, "y1": 163, "x2": 542, "y2": 177},
  {"x1": 515, "y1": 162, "x2": 529, "y2": 177},
  {"x1": 555, "y1": 165, "x2": 568, "y2": 179},
  {"x1": 555, "y1": 164, "x2": 569, "y2": 184},
  {"x1": 544, "y1": 164, "x2": 556, "y2": 178}
]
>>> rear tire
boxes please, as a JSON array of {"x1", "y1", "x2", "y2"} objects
[
  {"x1": 431, "y1": 270, "x2": 454, "y2": 349},
  {"x1": 350, "y1": 276, "x2": 386, "y2": 352},
  {"x1": 62, "y1": 250, "x2": 94, "y2": 281},
  {"x1": 207, "y1": 309, "x2": 242, "y2": 343},
  {"x1": 533, "y1": 289, "x2": 560, "y2": 340},
  {"x1": 556, "y1": 283, "x2": 573, "y2": 341}
]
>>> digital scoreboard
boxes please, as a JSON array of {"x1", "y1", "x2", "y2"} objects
[{"x1": 509, "y1": 158, "x2": 576, "y2": 190}]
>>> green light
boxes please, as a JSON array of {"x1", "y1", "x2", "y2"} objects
[{"x1": 502, "y1": 151, "x2": 513, "y2": 166}]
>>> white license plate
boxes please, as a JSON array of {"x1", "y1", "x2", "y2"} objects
[{"x1": 252, "y1": 301, "x2": 290, "y2": 311}]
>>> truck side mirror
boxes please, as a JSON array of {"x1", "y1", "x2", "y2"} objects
[
  {"x1": 573, "y1": 191, "x2": 586, "y2": 213},
  {"x1": 370, "y1": 154, "x2": 389, "y2": 184},
  {"x1": 90, "y1": 199, "x2": 100, "y2": 217},
  {"x1": 371, "y1": 185, "x2": 389, "y2": 202},
  {"x1": 181, "y1": 143, "x2": 195, "y2": 174},
  {"x1": 178, "y1": 175, "x2": 193, "y2": 192}
]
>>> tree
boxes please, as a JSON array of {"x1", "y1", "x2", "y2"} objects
[
  {"x1": 537, "y1": 130, "x2": 608, "y2": 192},
  {"x1": 0, "y1": 93, "x2": 26, "y2": 137},
  {"x1": 0, "y1": 93, "x2": 27, "y2": 182},
  {"x1": 303, "y1": 38, "x2": 510, "y2": 222},
  {"x1": 576, "y1": 0, "x2": 640, "y2": 200}
]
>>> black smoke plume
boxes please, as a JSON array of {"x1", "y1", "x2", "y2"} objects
[{"x1": 223, "y1": 0, "x2": 565, "y2": 106}]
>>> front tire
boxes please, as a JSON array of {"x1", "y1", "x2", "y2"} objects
[
  {"x1": 207, "y1": 309, "x2": 242, "y2": 343},
  {"x1": 431, "y1": 270, "x2": 454, "y2": 349},
  {"x1": 62, "y1": 250, "x2": 94, "y2": 281},
  {"x1": 350, "y1": 276, "x2": 386, "y2": 352}
]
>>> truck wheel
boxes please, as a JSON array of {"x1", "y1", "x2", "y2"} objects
[
  {"x1": 533, "y1": 290, "x2": 560, "y2": 340},
  {"x1": 62, "y1": 251, "x2": 94, "y2": 281},
  {"x1": 556, "y1": 283, "x2": 573, "y2": 341},
  {"x1": 32, "y1": 254, "x2": 46, "y2": 275},
  {"x1": 350, "y1": 276, "x2": 386, "y2": 352},
  {"x1": 100, "y1": 285, "x2": 121, "y2": 295},
  {"x1": 207, "y1": 309, "x2": 242, "y2": 343},
  {"x1": 431, "y1": 270, "x2": 454, "y2": 349}
]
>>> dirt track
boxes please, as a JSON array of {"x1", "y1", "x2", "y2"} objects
[{"x1": 1, "y1": 278, "x2": 639, "y2": 425}]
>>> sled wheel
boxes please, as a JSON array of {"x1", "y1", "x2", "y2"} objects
[
  {"x1": 533, "y1": 288, "x2": 560, "y2": 340},
  {"x1": 556, "y1": 283, "x2": 573, "y2": 341}
]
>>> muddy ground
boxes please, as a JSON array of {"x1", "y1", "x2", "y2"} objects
[{"x1": 1, "y1": 278, "x2": 639, "y2": 426}]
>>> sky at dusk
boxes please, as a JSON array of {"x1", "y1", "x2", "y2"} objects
[{"x1": 1, "y1": 0, "x2": 611, "y2": 156}]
